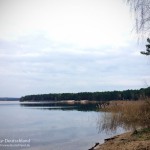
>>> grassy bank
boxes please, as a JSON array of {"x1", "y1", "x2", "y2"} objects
[
  {"x1": 99, "y1": 100, "x2": 150, "y2": 131},
  {"x1": 92, "y1": 100, "x2": 150, "y2": 150}
]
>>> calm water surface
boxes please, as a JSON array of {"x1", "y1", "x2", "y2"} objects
[{"x1": 0, "y1": 101, "x2": 126, "y2": 150}]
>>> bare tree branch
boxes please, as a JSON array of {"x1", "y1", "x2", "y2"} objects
[{"x1": 126, "y1": 0, "x2": 150, "y2": 35}]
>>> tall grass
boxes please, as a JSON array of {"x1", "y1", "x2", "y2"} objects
[{"x1": 98, "y1": 100, "x2": 150, "y2": 132}]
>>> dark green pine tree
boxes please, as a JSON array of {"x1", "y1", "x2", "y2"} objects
[{"x1": 141, "y1": 38, "x2": 150, "y2": 55}]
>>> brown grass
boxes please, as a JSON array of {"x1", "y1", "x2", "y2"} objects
[{"x1": 98, "y1": 100, "x2": 150, "y2": 132}]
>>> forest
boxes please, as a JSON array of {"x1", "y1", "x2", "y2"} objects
[{"x1": 20, "y1": 87, "x2": 150, "y2": 102}]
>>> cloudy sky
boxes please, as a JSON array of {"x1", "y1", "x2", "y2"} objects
[{"x1": 0, "y1": 0, "x2": 150, "y2": 97}]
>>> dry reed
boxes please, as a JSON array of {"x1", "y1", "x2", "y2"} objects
[{"x1": 98, "y1": 100, "x2": 150, "y2": 132}]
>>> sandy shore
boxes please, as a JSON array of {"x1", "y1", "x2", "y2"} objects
[{"x1": 89, "y1": 130, "x2": 150, "y2": 150}]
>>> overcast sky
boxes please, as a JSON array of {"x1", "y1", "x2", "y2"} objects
[{"x1": 0, "y1": 0, "x2": 150, "y2": 97}]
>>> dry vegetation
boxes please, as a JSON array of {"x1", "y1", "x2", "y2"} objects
[
  {"x1": 98, "y1": 100, "x2": 150, "y2": 132},
  {"x1": 93, "y1": 100, "x2": 150, "y2": 150}
]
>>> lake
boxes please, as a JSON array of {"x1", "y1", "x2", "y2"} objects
[{"x1": 0, "y1": 101, "x2": 126, "y2": 150}]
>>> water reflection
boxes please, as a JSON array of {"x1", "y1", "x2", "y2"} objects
[
  {"x1": 97, "y1": 112, "x2": 128, "y2": 133},
  {"x1": 20, "y1": 102, "x2": 100, "y2": 111},
  {"x1": 97, "y1": 111, "x2": 145, "y2": 134},
  {"x1": 20, "y1": 102, "x2": 130, "y2": 133},
  {"x1": 0, "y1": 101, "x2": 129, "y2": 150},
  {"x1": 20, "y1": 102, "x2": 129, "y2": 133}
]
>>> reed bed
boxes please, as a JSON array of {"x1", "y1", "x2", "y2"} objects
[{"x1": 98, "y1": 100, "x2": 150, "y2": 132}]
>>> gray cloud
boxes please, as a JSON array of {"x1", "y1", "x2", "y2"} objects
[{"x1": 0, "y1": 34, "x2": 150, "y2": 97}]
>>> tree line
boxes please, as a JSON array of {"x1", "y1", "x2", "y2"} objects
[{"x1": 20, "y1": 87, "x2": 150, "y2": 102}]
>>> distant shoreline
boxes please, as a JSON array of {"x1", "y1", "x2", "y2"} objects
[
  {"x1": 0, "y1": 98, "x2": 20, "y2": 101},
  {"x1": 20, "y1": 100, "x2": 100, "y2": 104}
]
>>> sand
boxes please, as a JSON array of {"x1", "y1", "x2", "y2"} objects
[{"x1": 89, "y1": 130, "x2": 150, "y2": 150}]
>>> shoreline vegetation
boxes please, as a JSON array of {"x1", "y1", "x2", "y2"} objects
[
  {"x1": 20, "y1": 100, "x2": 99, "y2": 104},
  {"x1": 99, "y1": 100, "x2": 150, "y2": 131},
  {"x1": 91, "y1": 100, "x2": 150, "y2": 150},
  {"x1": 20, "y1": 87, "x2": 150, "y2": 102}
]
